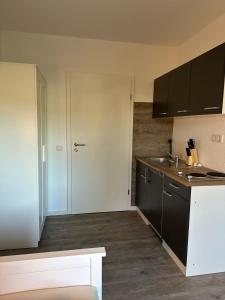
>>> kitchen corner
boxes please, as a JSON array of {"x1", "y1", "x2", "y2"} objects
[
  {"x1": 136, "y1": 156, "x2": 225, "y2": 277},
  {"x1": 134, "y1": 42, "x2": 225, "y2": 278}
]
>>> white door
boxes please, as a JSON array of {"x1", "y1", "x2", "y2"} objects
[{"x1": 68, "y1": 72, "x2": 132, "y2": 214}]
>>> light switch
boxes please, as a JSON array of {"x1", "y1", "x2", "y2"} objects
[{"x1": 56, "y1": 145, "x2": 63, "y2": 151}]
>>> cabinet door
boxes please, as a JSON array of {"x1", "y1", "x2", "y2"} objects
[
  {"x1": 37, "y1": 70, "x2": 47, "y2": 238},
  {"x1": 136, "y1": 164, "x2": 147, "y2": 217},
  {"x1": 189, "y1": 44, "x2": 225, "y2": 115},
  {"x1": 169, "y1": 63, "x2": 191, "y2": 116},
  {"x1": 146, "y1": 169, "x2": 163, "y2": 236},
  {"x1": 162, "y1": 188, "x2": 190, "y2": 265},
  {"x1": 153, "y1": 73, "x2": 170, "y2": 118}
]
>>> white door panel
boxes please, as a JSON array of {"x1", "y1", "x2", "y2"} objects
[
  {"x1": 37, "y1": 70, "x2": 47, "y2": 236},
  {"x1": 69, "y1": 73, "x2": 131, "y2": 214}
]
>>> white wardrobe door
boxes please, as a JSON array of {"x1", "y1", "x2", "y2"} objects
[{"x1": 0, "y1": 62, "x2": 39, "y2": 250}]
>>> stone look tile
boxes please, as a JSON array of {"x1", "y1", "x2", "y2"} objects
[{"x1": 131, "y1": 102, "x2": 173, "y2": 205}]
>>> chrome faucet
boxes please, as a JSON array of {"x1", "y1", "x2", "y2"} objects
[
  {"x1": 168, "y1": 139, "x2": 172, "y2": 159},
  {"x1": 167, "y1": 152, "x2": 180, "y2": 168},
  {"x1": 167, "y1": 140, "x2": 179, "y2": 168},
  {"x1": 174, "y1": 155, "x2": 179, "y2": 168},
  {"x1": 167, "y1": 151, "x2": 173, "y2": 160}
]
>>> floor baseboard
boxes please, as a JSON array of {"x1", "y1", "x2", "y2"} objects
[{"x1": 47, "y1": 210, "x2": 68, "y2": 216}]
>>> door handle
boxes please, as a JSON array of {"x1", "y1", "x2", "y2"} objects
[
  {"x1": 74, "y1": 142, "x2": 86, "y2": 152},
  {"x1": 74, "y1": 142, "x2": 86, "y2": 147}
]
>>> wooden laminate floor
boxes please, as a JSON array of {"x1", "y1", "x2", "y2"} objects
[{"x1": 1, "y1": 211, "x2": 225, "y2": 299}]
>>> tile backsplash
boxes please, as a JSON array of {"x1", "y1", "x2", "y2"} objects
[{"x1": 131, "y1": 102, "x2": 173, "y2": 205}]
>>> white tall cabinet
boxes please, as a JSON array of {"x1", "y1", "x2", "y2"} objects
[{"x1": 0, "y1": 62, "x2": 47, "y2": 250}]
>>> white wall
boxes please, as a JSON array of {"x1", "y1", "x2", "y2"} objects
[
  {"x1": 0, "y1": 30, "x2": 178, "y2": 214},
  {"x1": 173, "y1": 116, "x2": 225, "y2": 172},
  {"x1": 179, "y1": 12, "x2": 225, "y2": 63},
  {"x1": 173, "y1": 12, "x2": 225, "y2": 172}
]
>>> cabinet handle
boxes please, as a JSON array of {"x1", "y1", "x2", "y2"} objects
[
  {"x1": 203, "y1": 107, "x2": 220, "y2": 110},
  {"x1": 163, "y1": 190, "x2": 172, "y2": 197},
  {"x1": 159, "y1": 112, "x2": 167, "y2": 115},
  {"x1": 177, "y1": 110, "x2": 188, "y2": 113},
  {"x1": 169, "y1": 183, "x2": 180, "y2": 189},
  {"x1": 140, "y1": 174, "x2": 147, "y2": 184}
]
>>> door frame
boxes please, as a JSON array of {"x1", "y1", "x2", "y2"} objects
[{"x1": 66, "y1": 71, "x2": 135, "y2": 214}]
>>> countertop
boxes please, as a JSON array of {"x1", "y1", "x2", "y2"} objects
[{"x1": 137, "y1": 157, "x2": 225, "y2": 187}]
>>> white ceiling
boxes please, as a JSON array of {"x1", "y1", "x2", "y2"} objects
[{"x1": 1, "y1": 0, "x2": 225, "y2": 46}]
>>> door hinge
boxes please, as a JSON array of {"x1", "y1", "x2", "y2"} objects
[
  {"x1": 128, "y1": 189, "x2": 130, "y2": 195},
  {"x1": 130, "y1": 94, "x2": 133, "y2": 101}
]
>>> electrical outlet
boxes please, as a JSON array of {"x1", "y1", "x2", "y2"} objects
[
  {"x1": 215, "y1": 135, "x2": 220, "y2": 143},
  {"x1": 211, "y1": 134, "x2": 224, "y2": 143},
  {"x1": 211, "y1": 134, "x2": 216, "y2": 142}
]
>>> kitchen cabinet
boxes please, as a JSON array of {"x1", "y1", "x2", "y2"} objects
[
  {"x1": 163, "y1": 176, "x2": 191, "y2": 266},
  {"x1": 188, "y1": 43, "x2": 225, "y2": 115},
  {"x1": 169, "y1": 63, "x2": 191, "y2": 116},
  {"x1": 153, "y1": 73, "x2": 170, "y2": 118},
  {"x1": 136, "y1": 162, "x2": 148, "y2": 218},
  {"x1": 136, "y1": 158, "x2": 225, "y2": 276},
  {"x1": 146, "y1": 168, "x2": 163, "y2": 235},
  {"x1": 0, "y1": 62, "x2": 47, "y2": 250},
  {"x1": 162, "y1": 185, "x2": 190, "y2": 265},
  {"x1": 153, "y1": 42, "x2": 225, "y2": 118},
  {"x1": 136, "y1": 162, "x2": 163, "y2": 236}
]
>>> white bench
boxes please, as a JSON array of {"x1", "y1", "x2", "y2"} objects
[{"x1": 0, "y1": 247, "x2": 106, "y2": 300}]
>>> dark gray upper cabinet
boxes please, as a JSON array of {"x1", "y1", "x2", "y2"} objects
[
  {"x1": 153, "y1": 43, "x2": 225, "y2": 118},
  {"x1": 153, "y1": 73, "x2": 170, "y2": 118},
  {"x1": 169, "y1": 63, "x2": 191, "y2": 117},
  {"x1": 188, "y1": 44, "x2": 225, "y2": 115}
]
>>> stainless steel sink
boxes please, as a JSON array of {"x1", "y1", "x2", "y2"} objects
[
  {"x1": 143, "y1": 156, "x2": 187, "y2": 169},
  {"x1": 149, "y1": 157, "x2": 170, "y2": 163}
]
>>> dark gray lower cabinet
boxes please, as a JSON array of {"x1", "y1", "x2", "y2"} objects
[
  {"x1": 136, "y1": 161, "x2": 191, "y2": 266},
  {"x1": 136, "y1": 162, "x2": 163, "y2": 236},
  {"x1": 135, "y1": 162, "x2": 148, "y2": 218},
  {"x1": 146, "y1": 169, "x2": 163, "y2": 235},
  {"x1": 162, "y1": 187, "x2": 190, "y2": 265}
]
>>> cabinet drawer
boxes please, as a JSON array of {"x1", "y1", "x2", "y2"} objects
[{"x1": 164, "y1": 176, "x2": 191, "y2": 200}]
